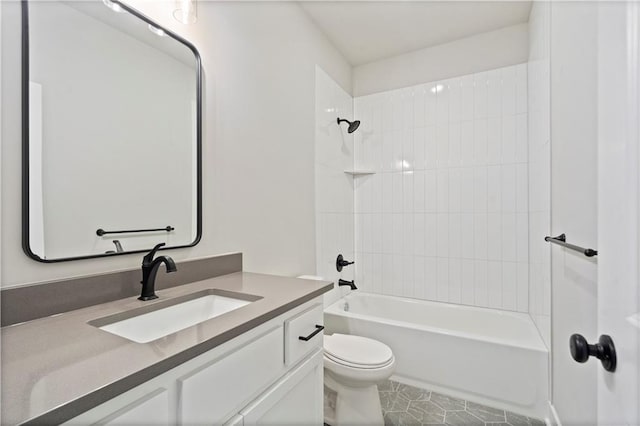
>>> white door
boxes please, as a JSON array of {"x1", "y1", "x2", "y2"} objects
[{"x1": 597, "y1": 1, "x2": 640, "y2": 424}]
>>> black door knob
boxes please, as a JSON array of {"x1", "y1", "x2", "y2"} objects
[
  {"x1": 569, "y1": 334, "x2": 617, "y2": 372},
  {"x1": 336, "y1": 254, "x2": 354, "y2": 272}
]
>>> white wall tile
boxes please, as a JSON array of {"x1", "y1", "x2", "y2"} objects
[
  {"x1": 403, "y1": 213, "x2": 414, "y2": 255},
  {"x1": 487, "y1": 69, "x2": 502, "y2": 118},
  {"x1": 461, "y1": 259, "x2": 475, "y2": 305},
  {"x1": 517, "y1": 261, "x2": 528, "y2": 312},
  {"x1": 425, "y1": 125, "x2": 436, "y2": 169},
  {"x1": 425, "y1": 257, "x2": 437, "y2": 299},
  {"x1": 448, "y1": 258, "x2": 462, "y2": 303},
  {"x1": 461, "y1": 213, "x2": 475, "y2": 259},
  {"x1": 474, "y1": 213, "x2": 488, "y2": 259},
  {"x1": 474, "y1": 119, "x2": 488, "y2": 165},
  {"x1": 449, "y1": 123, "x2": 461, "y2": 167},
  {"x1": 501, "y1": 66, "x2": 517, "y2": 116},
  {"x1": 487, "y1": 260, "x2": 503, "y2": 308},
  {"x1": 502, "y1": 262, "x2": 517, "y2": 310},
  {"x1": 372, "y1": 213, "x2": 382, "y2": 253},
  {"x1": 352, "y1": 63, "x2": 529, "y2": 313},
  {"x1": 425, "y1": 213, "x2": 437, "y2": 257},
  {"x1": 437, "y1": 258, "x2": 449, "y2": 302},
  {"x1": 414, "y1": 256, "x2": 426, "y2": 299},
  {"x1": 436, "y1": 213, "x2": 449, "y2": 257},
  {"x1": 501, "y1": 213, "x2": 517, "y2": 262},
  {"x1": 487, "y1": 117, "x2": 502, "y2": 164},
  {"x1": 460, "y1": 121, "x2": 474, "y2": 166},
  {"x1": 414, "y1": 171, "x2": 426, "y2": 212},
  {"x1": 414, "y1": 213, "x2": 426, "y2": 256},
  {"x1": 392, "y1": 213, "x2": 403, "y2": 254},
  {"x1": 449, "y1": 78, "x2": 462, "y2": 123},
  {"x1": 414, "y1": 85, "x2": 426, "y2": 128},
  {"x1": 403, "y1": 255, "x2": 414, "y2": 297},
  {"x1": 414, "y1": 127, "x2": 426, "y2": 170},
  {"x1": 392, "y1": 254, "x2": 403, "y2": 295},
  {"x1": 449, "y1": 169, "x2": 461, "y2": 213},
  {"x1": 502, "y1": 115, "x2": 516, "y2": 163},
  {"x1": 382, "y1": 213, "x2": 393, "y2": 254},
  {"x1": 473, "y1": 167, "x2": 488, "y2": 212},
  {"x1": 515, "y1": 114, "x2": 528, "y2": 163},
  {"x1": 449, "y1": 213, "x2": 462, "y2": 258},
  {"x1": 372, "y1": 254, "x2": 383, "y2": 294},
  {"x1": 460, "y1": 168, "x2": 475, "y2": 213},
  {"x1": 501, "y1": 164, "x2": 517, "y2": 213},
  {"x1": 487, "y1": 165, "x2": 502, "y2": 212},
  {"x1": 425, "y1": 84, "x2": 437, "y2": 126},
  {"x1": 461, "y1": 75, "x2": 475, "y2": 122},
  {"x1": 436, "y1": 124, "x2": 449, "y2": 167},
  {"x1": 515, "y1": 63, "x2": 528, "y2": 115},
  {"x1": 487, "y1": 213, "x2": 502, "y2": 261},
  {"x1": 425, "y1": 170, "x2": 437, "y2": 212},
  {"x1": 436, "y1": 82, "x2": 449, "y2": 124},
  {"x1": 474, "y1": 72, "x2": 488, "y2": 119},
  {"x1": 474, "y1": 260, "x2": 488, "y2": 307}
]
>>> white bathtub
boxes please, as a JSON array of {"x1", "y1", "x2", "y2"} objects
[{"x1": 324, "y1": 292, "x2": 549, "y2": 419}]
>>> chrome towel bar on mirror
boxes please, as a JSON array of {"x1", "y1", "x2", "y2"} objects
[
  {"x1": 544, "y1": 233, "x2": 598, "y2": 257},
  {"x1": 96, "y1": 226, "x2": 175, "y2": 236}
]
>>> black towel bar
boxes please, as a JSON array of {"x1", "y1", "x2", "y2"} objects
[
  {"x1": 96, "y1": 226, "x2": 174, "y2": 237},
  {"x1": 544, "y1": 234, "x2": 598, "y2": 257}
]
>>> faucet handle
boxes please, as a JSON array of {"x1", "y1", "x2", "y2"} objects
[{"x1": 143, "y1": 242, "x2": 166, "y2": 264}]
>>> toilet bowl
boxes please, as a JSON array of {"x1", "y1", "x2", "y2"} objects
[
  {"x1": 323, "y1": 333, "x2": 395, "y2": 426},
  {"x1": 295, "y1": 275, "x2": 395, "y2": 425}
]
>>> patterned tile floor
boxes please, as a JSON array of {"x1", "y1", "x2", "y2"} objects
[{"x1": 379, "y1": 379, "x2": 545, "y2": 426}]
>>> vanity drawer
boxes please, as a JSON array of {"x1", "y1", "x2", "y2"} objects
[
  {"x1": 178, "y1": 326, "x2": 284, "y2": 425},
  {"x1": 284, "y1": 303, "x2": 324, "y2": 366}
]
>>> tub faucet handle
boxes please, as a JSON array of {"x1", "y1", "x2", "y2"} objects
[{"x1": 336, "y1": 254, "x2": 354, "y2": 272}]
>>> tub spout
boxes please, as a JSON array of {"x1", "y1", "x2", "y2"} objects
[{"x1": 338, "y1": 279, "x2": 357, "y2": 290}]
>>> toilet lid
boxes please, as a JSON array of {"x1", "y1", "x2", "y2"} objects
[{"x1": 324, "y1": 334, "x2": 393, "y2": 368}]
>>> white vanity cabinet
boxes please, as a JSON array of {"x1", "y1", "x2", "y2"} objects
[
  {"x1": 239, "y1": 350, "x2": 324, "y2": 425},
  {"x1": 63, "y1": 299, "x2": 324, "y2": 426}
]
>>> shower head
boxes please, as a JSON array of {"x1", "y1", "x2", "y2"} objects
[{"x1": 337, "y1": 117, "x2": 361, "y2": 134}]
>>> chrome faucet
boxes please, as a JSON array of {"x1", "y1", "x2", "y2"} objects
[{"x1": 139, "y1": 243, "x2": 177, "y2": 301}]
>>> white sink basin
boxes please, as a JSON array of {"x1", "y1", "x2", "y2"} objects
[{"x1": 92, "y1": 290, "x2": 261, "y2": 343}]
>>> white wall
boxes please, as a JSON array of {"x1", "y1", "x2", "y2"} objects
[
  {"x1": 549, "y1": 2, "x2": 599, "y2": 423},
  {"x1": 314, "y1": 66, "x2": 354, "y2": 306},
  {"x1": 28, "y1": 2, "x2": 196, "y2": 259},
  {"x1": 353, "y1": 64, "x2": 529, "y2": 312},
  {"x1": 1, "y1": 1, "x2": 351, "y2": 287},
  {"x1": 528, "y1": 1, "x2": 551, "y2": 350},
  {"x1": 353, "y1": 24, "x2": 529, "y2": 97}
]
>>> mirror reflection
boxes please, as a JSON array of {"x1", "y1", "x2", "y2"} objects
[{"x1": 24, "y1": 0, "x2": 201, "y2": 261}]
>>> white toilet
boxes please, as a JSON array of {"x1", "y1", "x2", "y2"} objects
[
  {"x1": 323, "y1": 333, "x2": 396, "y2": 426},
  {"x1": 296, "y1": 275, "x2": 395, "y2": 425}
]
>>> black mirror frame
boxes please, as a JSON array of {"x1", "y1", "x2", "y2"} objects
[{"x1": 21, "y1": 0, "x2": 203, "y2": 263}]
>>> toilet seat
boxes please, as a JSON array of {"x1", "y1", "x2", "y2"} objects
[{"x1": 324, "y1": 334, "x2": 394, "y2": 369}]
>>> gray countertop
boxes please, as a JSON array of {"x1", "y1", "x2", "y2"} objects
[{"x1": 1, "y1": 272, "x2": 333, "y2": 425}]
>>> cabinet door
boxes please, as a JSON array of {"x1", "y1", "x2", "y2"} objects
[{"x1": 240, "y1": 350, "x2": 323, "y2": 425}]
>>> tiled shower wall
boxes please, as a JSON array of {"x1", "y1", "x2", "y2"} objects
[
  {"x1": 353, "y1": 64, "x2": 529, "y2": 312},
  {"x1": 314, "y1": 66, "x2": 355, "y2": 307},
  {"x1": 527, "y1": 2, "x2": 551, "y2": 347}
]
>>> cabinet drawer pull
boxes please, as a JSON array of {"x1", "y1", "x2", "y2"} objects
[{"x1": 298, "y1": 325, "x2": 324, "y2": 341}]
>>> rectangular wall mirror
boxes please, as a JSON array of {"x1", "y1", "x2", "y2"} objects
[{"x1": 22, "y1": 0, "x2": 202, "y2": 262}]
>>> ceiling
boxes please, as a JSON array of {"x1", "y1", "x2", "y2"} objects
[{"x1": 298, "y1": 1, "x2": 532, "y2": 66}]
